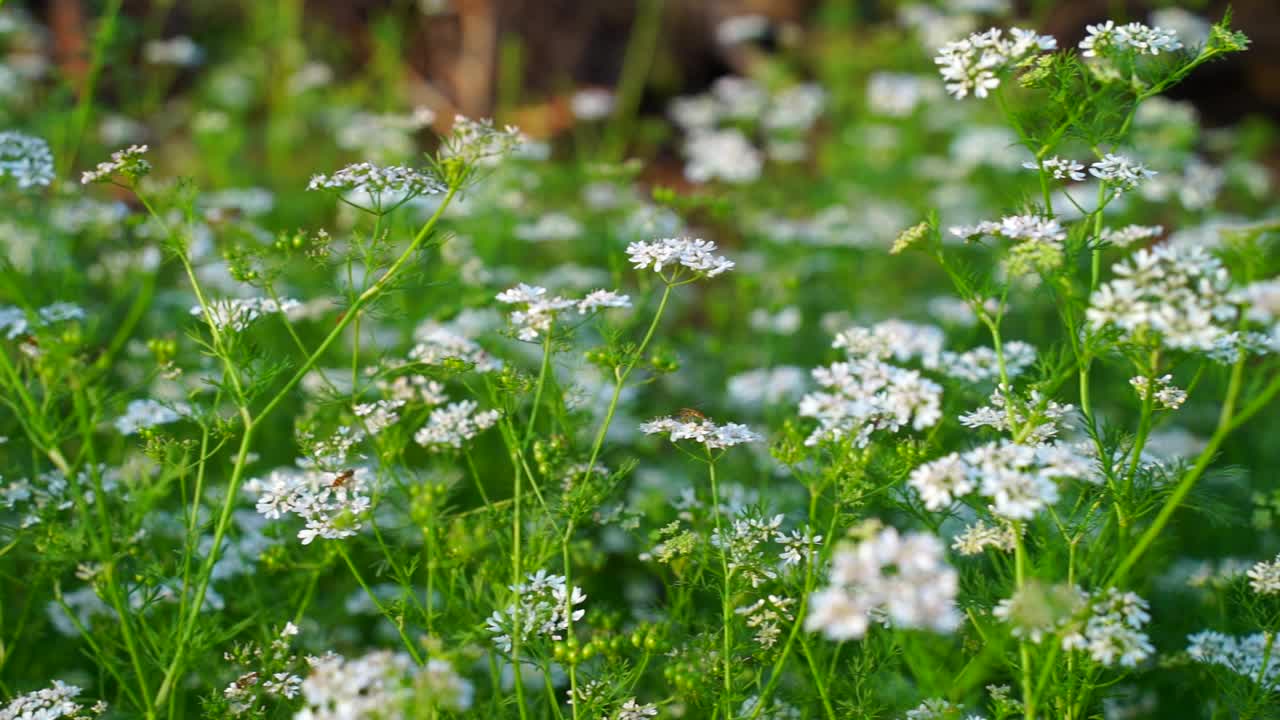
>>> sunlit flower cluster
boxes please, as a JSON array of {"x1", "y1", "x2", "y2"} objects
[
  {"x1": 910, "y1": 439, "x2": 1095, "y2": 519},
  {"x1": 934, "y1": 27, "x2": 1057, "y2": 99},
  {"x1": 485, "y1": 570, "x2": 586, "y2": 653},
  {"x1": 626, "y1": 237, "x2": 735, "y2": 279},
  {"x1": 806, "y1": 525, "x2": 960, "y2": 640},
  {"x1": 80, "y1": 144, "x2": 150, "y2": 184},
  {"x1": 192, "y1": 297, "x2": 302, "y2": 333},
  {"x1": 640, "y1": 415, "x2": 762, "y2": 451},
  {"x1": 1079, "y1": 21, "x2": 1183, "y2": 58},
  {"x1": 0, "y1": 130, "x2": 54, "y2": 188},
  {"x1": 1087, "y1": 244, "x2": 1238, "y2": 355},
  {"x1": 249, "y1": 467, "x2": 373, "y2": 544}
]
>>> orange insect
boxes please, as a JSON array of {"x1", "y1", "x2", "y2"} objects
[
  {"x1": 677, "y1": 407, "x2": 708, "y2": 422},
  {"x1": 330, "y1": 469, "x2": 355, "y2": 488}
]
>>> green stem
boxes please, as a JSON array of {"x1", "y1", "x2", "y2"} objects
[
  {"x1": 1110, "y1": 351, "x2": 1247, "y2": 584},
  {"x1": 580, "y1": 283, "x2": 673, "y2": 479},
  {"x1": 338, "y1": 544, "x2": 423, "y2": 663},
  {"x1": 708, "y1": 456, "x2": 734, "y2": 718}
]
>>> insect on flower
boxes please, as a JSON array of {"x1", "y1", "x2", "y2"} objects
[
  {"x1": 677, "y1": 407, "x2": 708, "y2": 422},
  {"x1": 329, "y1": 469, "x2": 355, "y2": 489}
]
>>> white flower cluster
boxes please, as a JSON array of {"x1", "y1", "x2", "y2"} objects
[
  {"x1": 409, "y1": 321, "x2": 502, "y2": 372},
  {"x1": 1187, "y1": 631, "x2": 1280, "y2": 690},
  {"x1": 1025, "y1": 156, "x2": 1086, "y2": 181},
  {"x1": 950, "y1": 214, "x2": 1067, "y2": 245},
  {"x1": 1061, "y1": 588, "x2": 1154, "y2": 668},
  {"x1": 902, "y1": 698, "x2": 965, "y2": 720},
  {"x1": 799, "y1": 358, "x2": 942, "y2": 447},
  {"x1": 306, "y1": 162, "x2": 445, "y2": 198},
  {"x1": 1247, "y1": 554, "x2": 1280, "y2": 595},
  {"x1": 413, "y1": 400, "x2": 500, "y2": 451},
  {"x1": 776, "y1": 525, "x2": 824, "y2": 567},
  {"x1": 1087, "y1": 244, "x2": 1238, "y2": 355},
  {"x1": 80, "y1": 144, "x2": 151, "y2": 184},
  {"x1": 250, "y1": 467, "x2": 373, "y2": 544},
  {"x1": 0, "y1": 302, "x2": 85, "y2": 339},
  {"x1": 1089, "y1": 153, "x2": 1157, "y2": 191},
  {"x1": 683, "y1": 128, "x2": 764, "y2": 184},
  {"x1": 295, "y1": 650, "x2": 473, "y2": 719},
  {"x1": 833, "y1": 319, "x2": 945, "y2": 364},
  {"x1": 1100, "y1": 224, "x2": 1163, "y2": 248},
  {"x1": 626, "y1": 237, "x2": 735, "y2": 279},
  {"x1": 934, "y1": 27, "x2": 1058, "y2": 100},
  {"x1": 1079, "y1": 20, "x2": 1183, "y2": 58},
  {"x1": 0, "y1": 130, "x2": 54, "y2": 188},
  {"x1": 727, "y1": 366, "x2": 808, "y2": 408},
  {"x1": 1129, "y1": 374, "x2": 1187, "y2": 410},
  {"x1": 943, "y1": 343, "x2": 1037, "y2": 384},
  {"x1": 0, "y1": 681, "x2": 102, "y2": 720},
  {"x1": 495, "y1": 283, "x2": 630, "y2": 341},
  {"x1": 736, "y1": 594, "x2": 796, "y2": 649},
  {"x1": 993, "y1": 582, "x2": 1086, "y2": 643},
  {"x1": 711, "y1": 512, "x2": 784, "y2": 588},
  {"x1": 806, "y1": 525, "x2": 959, "y2": 640},
  {"x1": 959, "y1": 385, "x2": 1075, "y2": 443},
  {"x1": 192, "y1": 297, "x2": 302, "y2": 333},
  {"x1": 640, "y1": 415, "x2": 762, "y2": 451},
  {"x1": 951, "y1": 519, "x2": 1019, "y2": 555},
  {"x1": 909, "y1": 440, "x2": 1095, "y2": 519},
  {"x1": 439, "y1": 116, "x2": 524, "y2": 167},
  {"x1": 114, "y1": 398, "x2": 192, "y2": 435},
  {"x1": 352, "y1": 399, "x2": 405, "y2": 435},
  {"x1": 615, "y1": 699, "x2": 660, "y2": 720},
  {"x1": 484, "y1": 570, "x2": 586, "y2": 654}
]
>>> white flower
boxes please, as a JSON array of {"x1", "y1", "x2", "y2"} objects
[
  {"x1": 0, "y1": 131, "x2": 55, "y2": 188},
  {"x1": 1070, "y1": 589, "x2": 1154, "y2": 667},
  {"x1": 81, "y1": 145, "x2": 151, "y2": 184},
  {"x1": 439, "y1": 116, "x2": 524, "y2": 166},
  {"x1": 495, "y1": 284, "x2": 576, "y2": 341},
  {"x1": 806, "y1": 525, "x2": 959, "y2": 640},
  {"x1": 192, "y1": 297, "x2": 302, "y2": 333},
  {"x1": 409, "y1": 322, "x2": 502, "y2": 372},
  {"x1": 0, "y1": 302, "x2": 86, "y2": 339},
  {"x1": 951, "y1": 520, "x2": 1019, "y2": 555},
  {"x1": 1188, "y1": 631, "x2": 1280, "y2": 689},
  {"x1": 798, "y1": 358, "x2": 942, "y2": 446},
  {"x1": 485, "y1": 570, "x2": 586, "y2": 653},
  {"x1": 249, "y1": 467, "x2": 373, "y2": 544},
  {"x1": 569, "y1": 88, "x2": 615, "y2": 121},
  {"x1": 1023, "y1": 156, "x2": 1086, "y2": 182},
  {"x1": 1129, "y1": 374, "x2": 1187, "y2": 410},
  {"x1": 950, "y1": 214, "x2": 1067, "y2": 244},
  {"x1": 143, "y1": 35, "x2": 202, "y2": 65},
  {"x1": 0, "y1": 681, "x2": 91, "y2": 720},
  {"x1": 1087, "y1": 244, "x2": 1238, "y2": 355},
  {"x1": 934, "y1": 27, "x2": 1057, "y2": 100},
  {"x1": 307, "y1": 162, "x2": 445, "y2": 201},
  {"x1": 910, "y1": 440, "x2": 1095, "y2": 519},
  {"x1": 616, "y1": 698, "x2": 659, "y2": 719},
  {"x1": 577, "y1": 289, "x2": 632, "y2": 314},
  {"x1": 353, "y1": 399, "x2": 406, "y2": 435},
  {"x1": 1089, "y1": 153, "x2": 1156, "y2": 191},
  {"x1": 1247, "y1": 555, "x2": 1280, "y2": 595},
  {"x1": 640, "y1": 415, "x2": 762, "y2": 450},
  {"x1": 1079, "y1": 20, "x2": 1182, "y2": 58},
  {"x1": 115, "y1": 399, "x2": 192, "y2": 435},
  {"x1": 414, "y1": 400, "x2": 500, "y2": 450},
  {"x1": 1100, "y1": 224, "x2": 1163, "y2": 248},
  {"x1": 682, "y1": 128, "x2": 763, "y2": 184},
  {"x1": 626, "y1": 237, "x2": 735, "y2": 279},
  {"x1": 296, "y1": 650, "x2": 473, "y2": 718}
]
